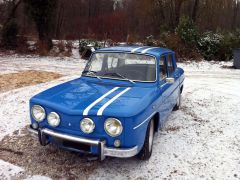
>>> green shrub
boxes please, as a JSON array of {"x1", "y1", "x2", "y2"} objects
[
  {"x1": 220, "y1": 31, "x2": 240, "y2": 61},
  {"x1": 176, "y1": 16, "x2": 199, "y2": 47},
  {"x1": 197, "y1": 31, "x2": 240, "y2": 61},
  {"x1": 1, "y1": 19, "x2": 18, "y2": 49},
  {"x1": 79, "y1": 39, "x2": 103, "y2": 53},
  {"x1": 163, "y1": 32, "x2": 202, "y2": 60},
  {"x1": 144, "y1": 35, "x2": 166, "y2": 47},
  {"x1": 197, "y1": 32, "x2": 223, "y2": 61}
]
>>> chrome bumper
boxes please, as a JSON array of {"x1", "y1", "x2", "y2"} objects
[{"x1": 28, "y1": 126, "x2": 138, "y2": 160}]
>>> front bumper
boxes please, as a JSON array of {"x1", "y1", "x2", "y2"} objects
[{"x1": 28, "y1": 126, "x2": 138, "y2": 160}]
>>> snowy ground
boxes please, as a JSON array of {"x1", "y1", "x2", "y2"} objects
[{"x1": 0, "y1": 54, "x2": 240, "y2": 179}]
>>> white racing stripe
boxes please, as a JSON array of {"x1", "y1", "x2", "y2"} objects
[
  {"x1": 131, "y1": 47, "x2": 144, "y2": 53},
  {"x1": 83, "y1": 87, "x2": 119, "y2": 116},
  {"x1": 97, "y1": 87, "x2": 131, "y2": 116},
  {"x1": 141, "y1": 47, "x2": 158, "y2": 54}
]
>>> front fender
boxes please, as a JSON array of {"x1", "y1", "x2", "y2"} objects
[{"x1": 123, "y1": 110, "x2": 156, "y2": 151}]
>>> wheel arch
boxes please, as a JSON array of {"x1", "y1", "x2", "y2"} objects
[
  {"x1": 152, "y1": 112, "x2": 160, "y2": 132},
  {"x1": 180, "y1": 85, "x2": 184, "y2": 94}
]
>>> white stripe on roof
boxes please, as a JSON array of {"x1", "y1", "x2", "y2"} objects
[
  {"x1": 141, "y1": 47, "x2": 158, "y2": 54},
  {"x1": 131, "y1": 47, "x2": 144, "y2": 53}
]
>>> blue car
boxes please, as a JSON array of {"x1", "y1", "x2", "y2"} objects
[{"x1": 28, "y1": 46, "x2": 184, "y2": 160}]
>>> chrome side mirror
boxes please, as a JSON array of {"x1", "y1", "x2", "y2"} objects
[{"x1": 166, "y1": 77, "x2": 175, "y2": 84}]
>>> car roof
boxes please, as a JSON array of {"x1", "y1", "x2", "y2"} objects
[{"x1": 96, "y1": 46, "x2": 174, "y2": 58}]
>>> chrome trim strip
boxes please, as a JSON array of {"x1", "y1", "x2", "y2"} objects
[
  {"x1": 97, "y1": 87, "x2": 131, "y2": 116},
  {"x1": 104, "y1": 146, "x2": 138, "y2": 158},
  {"x1": 133, "y1": 112, "x2": 156, "y2": 130},
  {"x1": 160, "y1": 82, "x2": 168, "y2": 88},
  {"x1": 28, "y1": 127, "x2": 38, "y2": 136},
  {"x1": 83, "y1": 87, "x2": 119, "y2": 116},
  {"x1": 141, "y1": 47, "x2": 158, "y2": 54},
  {"x1": 28, "y1": 127, "x2": 138, "y2": 159},
  {"x1": 99, "y1": 141, "x2": 106, "y2": 160},
  {"x1": 42, "y1": 128, "x2": 99, "y2": 145}
]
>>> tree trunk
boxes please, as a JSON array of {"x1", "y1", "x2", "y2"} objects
[
  {"x1": 232, "y1": 2, "x2": 239, "y2": 30},
  {"x1": 192, "y1": 0, "x2": 199, "y2": 23},
  {"x1": 175, "y1": 0, "x2": 184, "y2": 27},
  {"x1": 4, "y1": 0, "x2": 22, "y2": 26},
  {"x1": 55, "y1": 0, "x2": 65, "y2": 39},
  {"x1": 37, "y1": 23, "x2": 53, "y2": 51},
  {"x1": 169, "y1": 0, "x2": 175, "y2": 30}
]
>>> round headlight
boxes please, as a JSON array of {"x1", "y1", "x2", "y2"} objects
[
  {"x1": 104, "y1": 118, "x2": 123, "y2": 137},
  {"x1": 80, "y1": 118, "x2": 95, "y2": 134},
  {"x1": 47, "y1": 112, "x2": 60, "y2": 127},
  {"x1": 31, "y1": 105, "x2": 46, "y2": 122}
]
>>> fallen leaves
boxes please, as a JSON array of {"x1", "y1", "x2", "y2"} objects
[{"x1": 0, "y1": 71, "x2": 62, "y2": 92}]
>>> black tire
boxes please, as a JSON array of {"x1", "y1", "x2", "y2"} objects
[
  {"x1": 173, "y1": 90, "x2": 181, "y2": 111},
  {"x1": 137, "y1": 119, "x2": 154, "y2": 160}
]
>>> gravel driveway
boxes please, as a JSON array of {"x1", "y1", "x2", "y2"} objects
[{"x1": 0, "y1": 55, "x2": 239, "y2": 179}]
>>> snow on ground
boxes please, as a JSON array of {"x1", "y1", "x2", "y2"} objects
[
  {"x1": 0, "y1": 55, "x2": 240, "y2": 179},
  {"x1": 179, "y1": 60, "x2": 234, "y2": 71},
  {"x1": 0, "y1": 160, "x2": 24, "y2": 179},
  {"x1": 0, "y1": 54, "x2": 85, "y2": 75},
  {"x1": 25, "y1": 175, "x2": 52, "y2": 180}
]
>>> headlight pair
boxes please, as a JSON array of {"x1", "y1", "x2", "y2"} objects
[
  {"x1": 32, "y1": 105, "x2": 60, "y2": 127},
  {"x1": 80, "y1": 118, "x2": 122, "y2": 137},
  {"x1": 32, "y1": 105, "x2": 123, "y2": 136}
]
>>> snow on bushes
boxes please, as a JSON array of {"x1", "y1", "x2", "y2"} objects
[{"x1": 197, "y1": 32, "x2": 224, "y2": 61}]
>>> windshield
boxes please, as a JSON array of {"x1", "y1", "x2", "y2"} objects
[{"x1": 83, "y1": 53, "x2": 156, "y2": 82}]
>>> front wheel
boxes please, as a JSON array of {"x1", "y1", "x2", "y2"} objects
[
  {"x1": 173, "y1": 91, "x2": 181, "y2": 111},
  {"x1": 137, "y1": 119, "x2": 154, "y2": 160}
]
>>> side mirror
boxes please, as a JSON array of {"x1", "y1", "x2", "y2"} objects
[{"x1": 166, "y1": 77, "x2": 175, "y2": 84}]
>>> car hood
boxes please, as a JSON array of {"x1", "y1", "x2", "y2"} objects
[{"x1": 30, "y1": 78, "x2": 157, "y2": 117}]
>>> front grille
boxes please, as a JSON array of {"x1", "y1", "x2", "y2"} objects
[
  {"x1": 54, "y1": 138, "x2": 91, "y2": 153},
  {"x1": 62, "y1": 141, "x2": 91, "y2": 152}
]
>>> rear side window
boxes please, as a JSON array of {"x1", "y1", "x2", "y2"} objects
[
  {"x1": 167, "y1": 54, "x2": 174, "y2": 76},
  {"x1": 160, "y1": 56, "x2": 167, "y2": 80}
]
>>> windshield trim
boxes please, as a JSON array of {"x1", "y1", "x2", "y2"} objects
[{"x1": 83, "y1": 51, "x2": 157, "y2": 83}]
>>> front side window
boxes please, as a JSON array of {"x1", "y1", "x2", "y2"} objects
[
  {"x1": 159, "y1": 56, "x2": 167, "y2": 80},
  {"x1": 83, "y1": 53, "x2": 156, "y2": 82},
  {"x1": 167, "y1": 54, "x2": 174, "y2": 76}
]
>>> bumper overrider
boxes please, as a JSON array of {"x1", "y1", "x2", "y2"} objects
[{"x1": 28, "y1": 126, "x2": 138, "y2": 160}]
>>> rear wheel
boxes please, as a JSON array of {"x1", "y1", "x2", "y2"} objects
[
  {"x1": 137, "y1": 119, "x2": 154, "y2": 160},
  {"x1": 173, "y1": 90, "x2": 181, "y2": 111}
]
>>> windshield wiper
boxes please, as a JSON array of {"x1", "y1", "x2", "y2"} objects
[
  {"x1": 104, "y1": 72, "x2": 135, "y2": 84},
  {"x1": 82, "y1": 70, "x2": 102, "y2": 80}
]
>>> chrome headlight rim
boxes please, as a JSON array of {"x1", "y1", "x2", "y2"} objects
[
  {"x1": 47, "y1": 112, "x2": 60, "y2": 127},
  {"x1": 31, "y1": 105, "x2": 46, "y2": 122},
  {"x1": 104, "y1": 118, "x2": 123, "y2": 137},
  {"x1": 80, "y1": 118, "x2": 95, "y2": 134}
]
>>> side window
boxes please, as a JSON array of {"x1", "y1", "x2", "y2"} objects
[
  {"x1": 159, "y1": 56, "x2": 167, "y2": 80},
  {"x1": 167, "y1": 54, "x2": 175, "y2": 76}
]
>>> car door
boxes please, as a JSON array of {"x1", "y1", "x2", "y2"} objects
[
  {"x1": 158, "y1": 55, "x2": 172, "y2": 124},
  {"x1": 166, "y1": 54, "x2": 179, "y2": 108}
]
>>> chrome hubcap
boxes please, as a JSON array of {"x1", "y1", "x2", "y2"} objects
[
  {"x1": 149, "y1": 121, "x2": 154, "y2": 151},
  {"x1": 177, "y1": 94, "x2": 181, "y2": 106}
]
